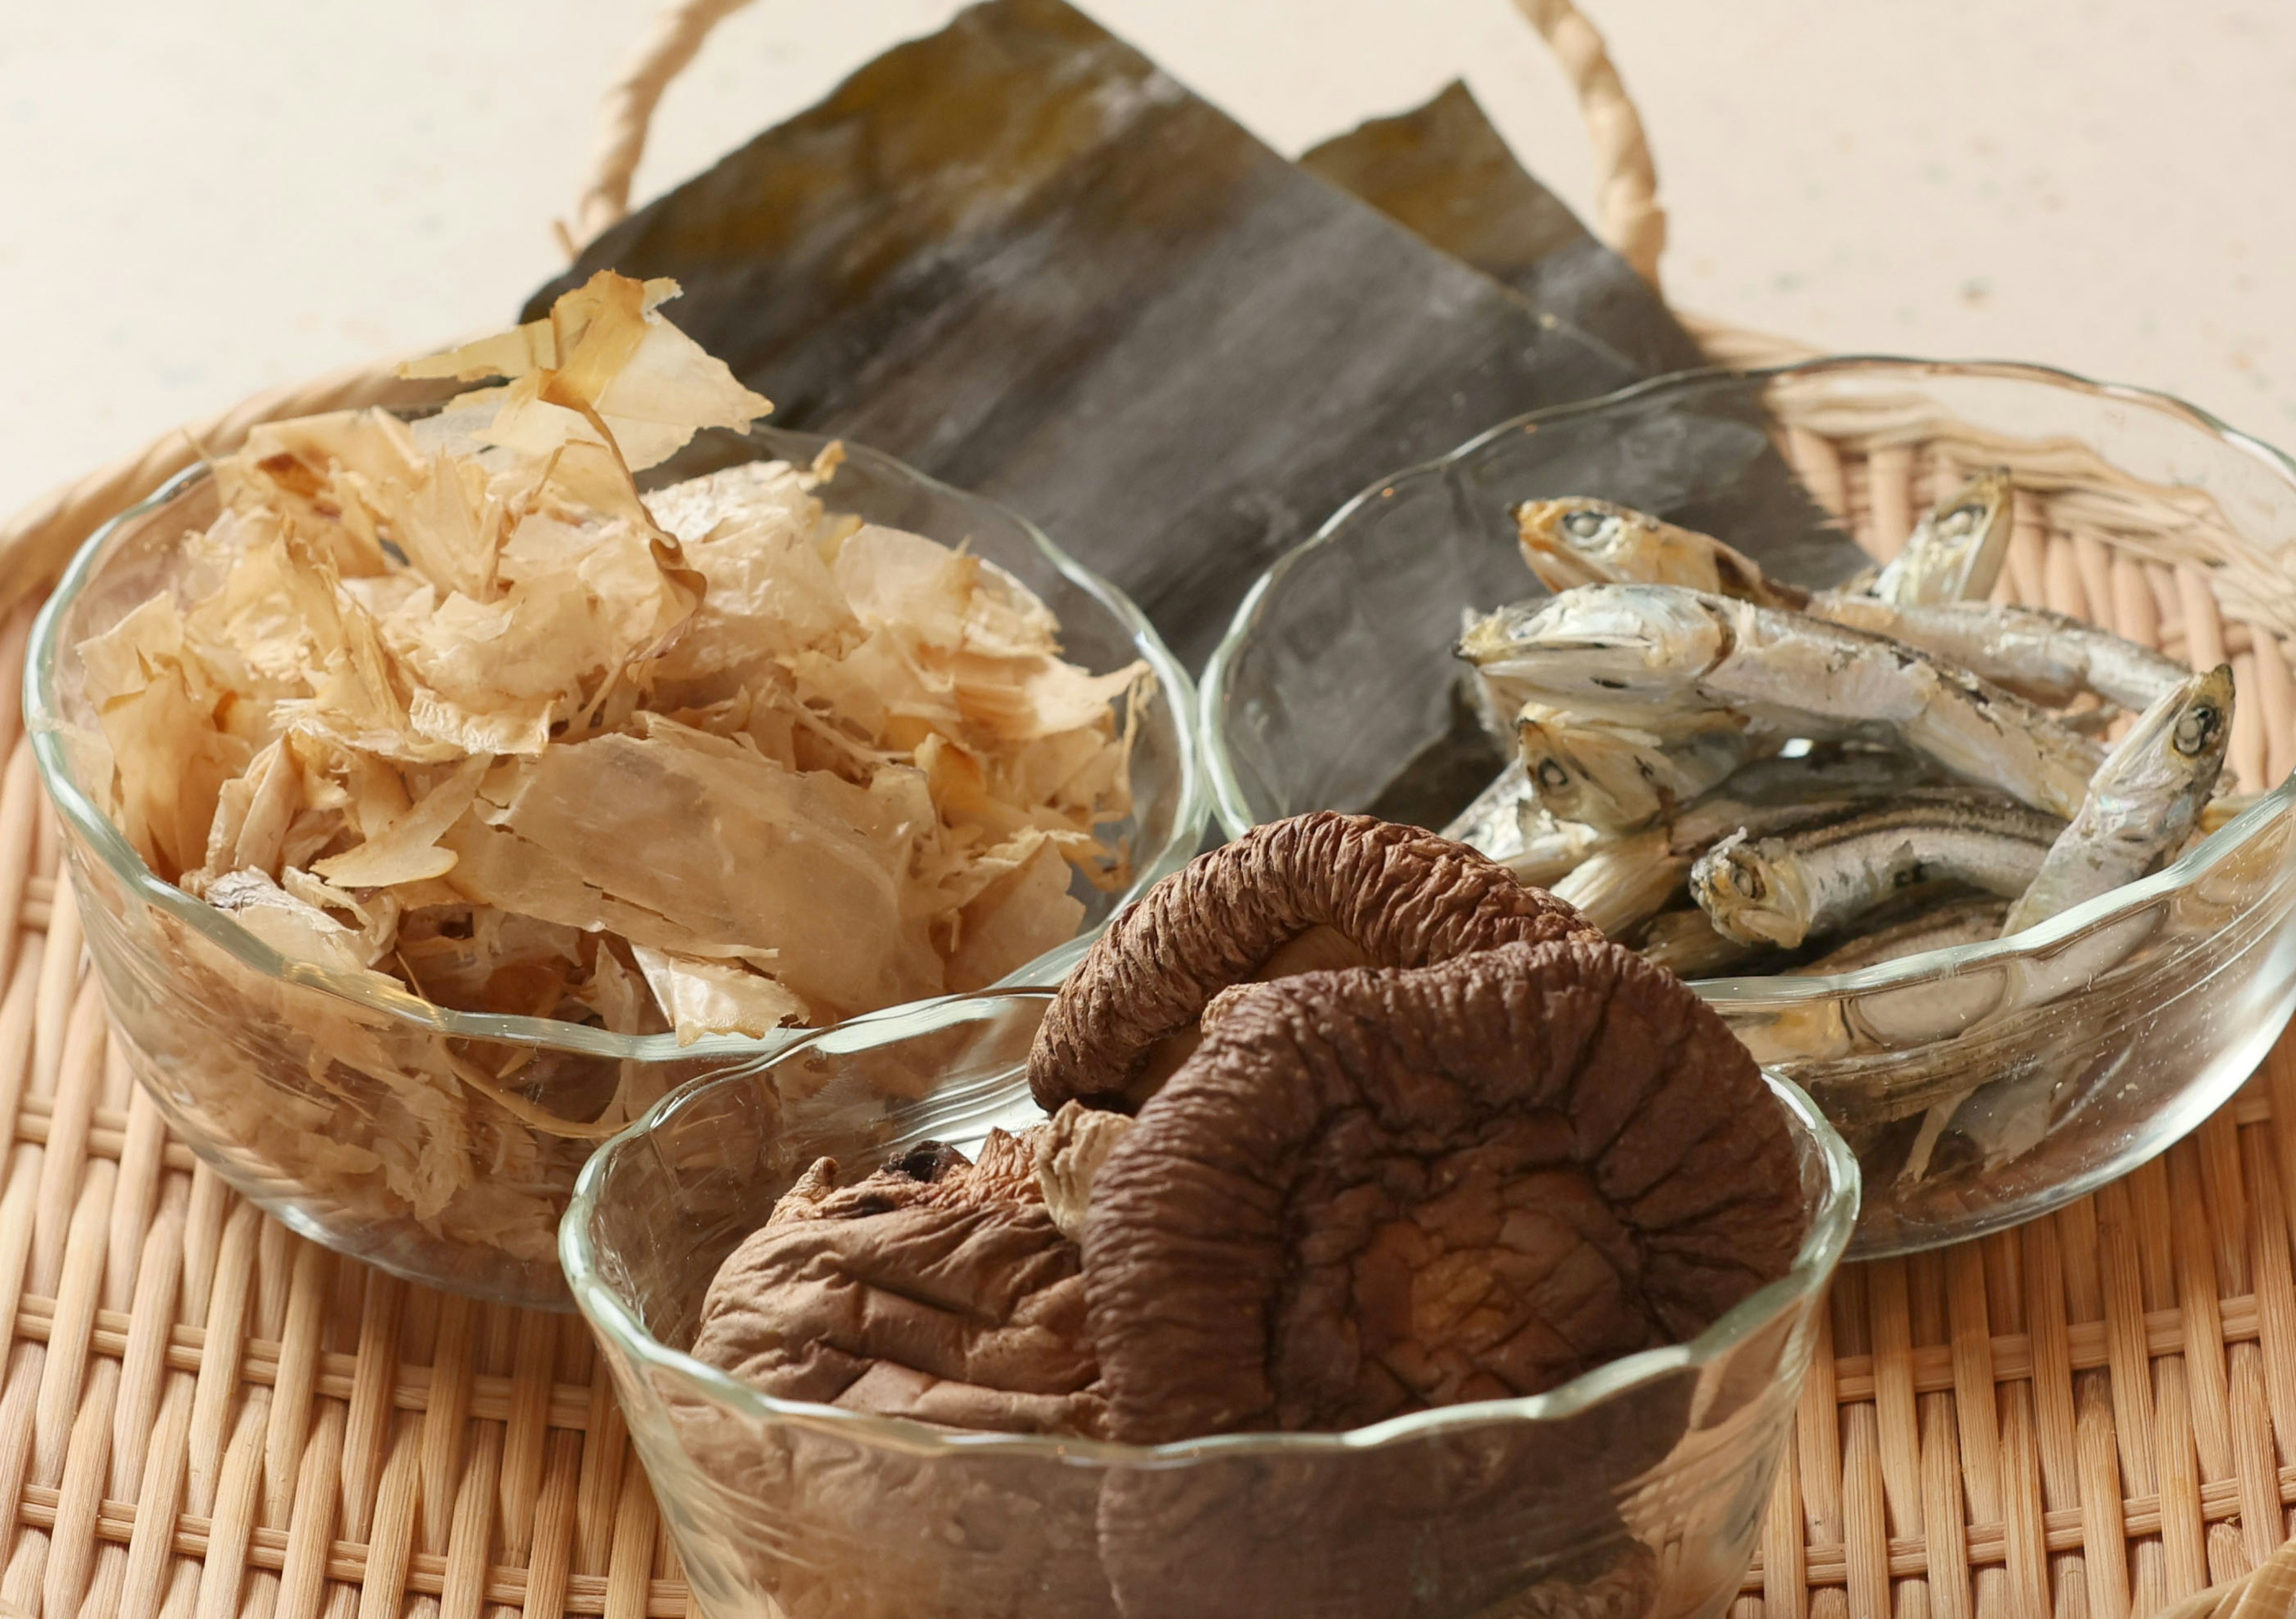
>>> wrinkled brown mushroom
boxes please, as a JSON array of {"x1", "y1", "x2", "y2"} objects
[
  {"x1": 692, "y1": 1134, "x2": 1105, "y2": 1438},
  {"x1": 683, "y1": 1136, "x2": 1119, "y2": 1619},
  {"x1": 1085, "y1": 936, "x2": 1796, "y2": 1619},
  {"x1": 1029, "y1": 812, "x2": 1595, "y2": 1112},
  {"x1": 1083, "y1": 936, "x2": 1805, "y2": 1443}
]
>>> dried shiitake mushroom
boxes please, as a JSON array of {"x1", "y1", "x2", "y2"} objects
[
  {"x1": 1028, "y1": 812, "x2": 1595, "y2": 1112},
  {"x1": 682, "y1": 1138, "x2": 1118, "y2": 1619},
  {"x1": 692, "y1": 1134, "x2": 1106, "y2": 1438},
  {"x1": 1083, "y1": 936, "x2": 1805, "y2": 1443},
  {"x1": 1085, "y1": 935, "x2": 1799, "y2": 1618}
]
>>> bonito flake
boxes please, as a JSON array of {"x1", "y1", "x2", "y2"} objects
[{"x1": 81, "y1": 272, "x2": 1145, "y2": 1056}]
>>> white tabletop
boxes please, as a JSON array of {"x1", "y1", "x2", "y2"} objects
[{"x1": 4, "y1": 0, "x2": 2290, "y2": 524}]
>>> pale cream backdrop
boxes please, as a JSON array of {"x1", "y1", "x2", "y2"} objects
[{"x1": 2, "y1": 0, "x2": 2291, "y2": 523}]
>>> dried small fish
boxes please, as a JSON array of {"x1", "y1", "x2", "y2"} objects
[
  {"x1": 2201, "y1": 790, "x2": 2264, "y2": 835},
  {"x1": 1507, "y1": 488, "x2": 2171, "y2": 712},
  {"x1": 1867, "y1": 471, "x2": 2015, "y2": 606},
  {"x1": 2002, "y1": 664, "x2": 2234, "y2": 933},
  {"x1": 1691, "y1": 789, "x2": 2065, "y2": 948},
  {"x1": 1458, "y1": 585, "x2": 2103, "y2": 817},
  {"x1": 1514, "y1": 498, "x2": 1807, "y2": 609},
  {"x1": 1689, "y1": 744, "x2": 1945, "y2": 810},
  {"x1": 1922, "y1": 1067, "x2": 2058, "y2": 1178},
  {"x1": 1515, "y1": 704, "x2": 1756, "y2": 832},
  {"x1": 1436, "y1": 760, "x2": 1609, "y2": 887},
  {"x1": 1638, "y1": 906, "x2": 1787, "y2": 977},
  {"x1": 1809, "y1": 596, "x2": 2190, "y2": 710},
  {"x1": 1789, "y1": 892, "x2": 2010, "y2": 976},
  {"x1": 1546, "y1": 836, "x2": 1692, "y2": 937},
  {"x1": 1551, "y1": 754, "x2": 1935, "y2": 936}
]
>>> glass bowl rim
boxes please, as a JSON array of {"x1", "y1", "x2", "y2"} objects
[
  {"x1": 1198, "y1": 354, "x2": 2296, "y2": 1004},
  {"x1": 23, "y1": 427, "x2": 1210, "y2": 1060},
  {"x1": 557, "y1": 985, "x2": 1860, "y2": 1464}
]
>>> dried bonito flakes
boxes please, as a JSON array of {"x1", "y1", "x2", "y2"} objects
[{"x1": 74, "y1": 271, "x2": 1146, "y2": 1263}]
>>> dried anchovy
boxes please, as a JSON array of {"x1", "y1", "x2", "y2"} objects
[
  {"x1": 1437, "y1": 760, "x2": 1611, "y2": 888},
  {"x1": 1788, "y1": 892, "x2": 2011, "y2": 976},
  {"x1": 2003, "y1": 664, "x2": 2233, "y2": 933},
  {"x1": 1514, "y1": 704, "x2": 1755, "y2": 832},
  {"x1": 1550, "y1": 752, "x2": 1939, "y2": 936},
  {"x1": 1690, "y1": 789, "x2": 2064, "y2": 948},
  {"x1": 1513, "y1": 497, "x2": 1808, "y2": 609},
  {"x1": 1810, "y1": 595, "x2": 2191, "y2": 710},
  {"x1": 1458, "y1": 584, "x2": 2102, "y2": 818},
  {"x1": 1867, "y1": 470, "x2": 2015, "y2": 606},
  {"x1": 1510, "y1": 477, "x2": 2004, "y2": 615},
  {"x1": 1505, "y1": 482, "x2": 2182, "y2": 711}
]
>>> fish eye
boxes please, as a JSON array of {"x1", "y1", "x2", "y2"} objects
[
  {"x1": 2175, "y1": 704, "x2": 2225, "y2": 754},
  {"x1": 1534, "y1": 759, "x2": 1573, "y2": 790},
  {"x1": 1562, "y1": 510, "x2": 1608, "y2": 540},
  {"x1": 1947, "y1": 503, "x2": 1986, "y2": 526}
]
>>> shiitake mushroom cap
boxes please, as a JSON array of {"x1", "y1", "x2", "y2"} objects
[{"x1": 1029, "y1": 812, "x2": 1595, "y2": 1113}]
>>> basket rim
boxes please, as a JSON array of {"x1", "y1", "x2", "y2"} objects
[
  {"x1": 1198, "y1": 352, "x2": 2296, "y2": 1004},
  {"x1": 558, "y1": 987, "x2": 1859, "y2": 1462},
  {"x1": 23, "y1": 427, "x2": 1210, "y2": 1062}
]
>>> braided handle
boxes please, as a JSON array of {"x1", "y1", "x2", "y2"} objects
[
  {"x1": 0, "y1": 355, "x2": 449, "y2": 624},
  {"x1": 0, "y1": 0, "x2": 1677, "y2": 622},
  {"x1": 569, "y1": 0, "x2": 1672, "y2": 281}
]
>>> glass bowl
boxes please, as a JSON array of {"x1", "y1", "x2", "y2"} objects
[
  {"x1": 26, "y1": 426, "x2": 1206, "y2": 1307},
  {"x1": 563, "y1": 988, "x2": 1857, "y2": 1619},
  {"x1": 1201, "y1": 359, "x2": 2296, "y2": 1258}
]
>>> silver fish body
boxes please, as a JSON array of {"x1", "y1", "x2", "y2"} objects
[
  {"x1": 1868, "y1": 470, "x2": 2015, "y2": 606},
  {"x1": 1552, "y1": 756, "x2": 1938, "y2": 936},
  {"x1": 1458, "y1": 586, "x2": 1724, "y2": 722},
  {"x1": 1458, "y1": 585, "x2": 2103, "y2": 817},
  {"x1": 1691, "y1": 789, "x2": 2065, "y2": 948},
  {"x1": 1514, "y1": 497, "x2": 1808, "y2": 609},
  {"x1": 1789, "y1": 892, "x2": 2011, "y2": 976},
  {"x1": 1437, "y1": 761, "x2": 1611, "y2": 889},
  {"x1": 1638, "y1": 906, "x2": 1784, "y2": 978},
  {"x1": 1515, "y1": 704, "x2": 1757, "y2": 832},
  {"x1": 1809, "y1": 595, "x2": 2189, "y2": 710},
  {"x1": 1684, "y1": 744, "x2": 1945, "y2": 812},
  {"x1": 2002, "y1": 663, "x2": 2234, "y2": 933}
]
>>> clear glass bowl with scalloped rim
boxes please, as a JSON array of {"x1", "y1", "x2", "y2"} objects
[
  {"x1": 563, "y1": 987, "x2": 1857, "y2": 1619},
  {"x1": 28, "y1": 427, "x2": 1205, "y2": 1306},
  {"x1": 1201, "y1": 358, "x2": 2296, "y2": 1258}
]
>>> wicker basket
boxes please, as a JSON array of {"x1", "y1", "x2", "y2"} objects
[{"x1": 0, "y1": 4, "x2": 2291, "y2": 1617}]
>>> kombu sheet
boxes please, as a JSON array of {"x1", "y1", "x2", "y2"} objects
[
  {"x1": 533, "y1": 2, "x2": 1855, "y2": 780},
  {"x1": 536, "y1": 0, "x2": 1727, "y2": 666},
  {"x1": 1300, "y1": 81, "x2": 1708, "y2": 381}
]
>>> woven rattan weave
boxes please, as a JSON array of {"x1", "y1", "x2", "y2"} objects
[{"x1": 4, "y1": 3, "x2": 2295, "y2": 1615}]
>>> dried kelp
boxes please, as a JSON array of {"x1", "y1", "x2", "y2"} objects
[
  {"x1": 1300, "y1": 81, "x2": 1707, "y2": 381},
  {"x1": 530, "y1": 0, "x2": 1666, "y2": 670}
]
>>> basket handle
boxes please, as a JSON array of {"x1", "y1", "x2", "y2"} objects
[
  {"x1": 566, "y1": 0, "x2": 1671, "y2": 285},
  {"x1": 0, "y1": 0, "x2": 1671, "y2": 623}
]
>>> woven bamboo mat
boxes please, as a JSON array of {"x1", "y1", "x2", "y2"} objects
[
  {"x1": 1724, "y1": 426, "x2": 2296, "y2": 1619},
  {"x1": 0, "y1": 433, "x2": 2291, "y2": 1619},
  {"x1": 4, "y1": 1, "x2": 2289, "y2": 1615}
]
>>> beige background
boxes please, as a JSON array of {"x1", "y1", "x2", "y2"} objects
[{"x1": 3, "y1": 0, "x2": 2291, "y2": 525}]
